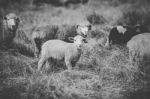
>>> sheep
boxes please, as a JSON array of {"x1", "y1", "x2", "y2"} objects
[
  {"x1": 55, "y1": 24, "x2": 77, "y2": 42},
  {"x1": 76, "y1": 24, "x2": 92, "y2": 38},
  {"x1": 0, "y1": 13, "x2": 20, "y2": 49},
  {"x1": 107, "y1": 25, "x2": 149, "y2": 46},
  {"x1": 127, "y1": 33, "x2": 150, "y2": 64},
  {"x1": 32, "y1": 24, "x2": 91, "y2": 58},
  {"x1": 56, "y1": 24, "x2": 91, "y2": 41},
  {"x1": 32, "y1": 25, "x2": 59, "y2": 58},
  {"x1": 38, "y1": 35, "x2": 86, "y2": 71}
]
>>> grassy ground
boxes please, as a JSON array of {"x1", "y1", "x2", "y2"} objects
[{"x1": 0, "y1": 0, "x2": 150, "y2": 99}]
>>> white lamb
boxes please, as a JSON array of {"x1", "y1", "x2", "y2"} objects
[{"x1": 38, "y1": 35, "x2": 86, "y2": 71}]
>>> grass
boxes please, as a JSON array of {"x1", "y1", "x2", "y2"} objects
[
  {"x1": 1, "y1": 43, "x2": 149, "y2": 99},
  {"x1": 0, "y1": 0, "x2": 150, "y2": 99}
]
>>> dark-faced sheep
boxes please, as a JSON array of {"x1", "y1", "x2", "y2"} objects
[
  {"x1": 32, "y1": 24, "x2": 91, "y2": 58},
  {"x1": 106, "y1": 25, "x2": 149, "y2": 46},
  {"x1": 0, "y1": 13, "x2": 20, "y2": 49},
  {"x1": 38, "y1": 35, "x2": 86, "y2": 71}
]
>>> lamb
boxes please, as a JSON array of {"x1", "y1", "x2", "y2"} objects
[
  {"x1": 38, "y1": 35, "x2": 86, "y2": 71},
  {"x1": 32, "y1": 24, "x2": 91, "y2": 58}
]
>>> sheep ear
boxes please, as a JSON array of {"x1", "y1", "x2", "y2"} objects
[
  {"x1": 76, "y1": 25, "x2": 80, "y2": 29},
  {"x1": 68, "y1": 37, "x2": 74, "y2": 42},
  {"x1": 16, "y1": 17, "x2": 20, "y2": 22},
  {"x1": 3, "y1": 16, "x2": 7, "y2": 20},
  {"x1": 83, "y1": 38, "x2": 87, "y2": 43}
]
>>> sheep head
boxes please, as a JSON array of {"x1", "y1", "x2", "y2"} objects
[
  {"x1": 69, "y1": 35, "x2": 86, "y2": 49},
  {"x1": 76, "y1": 24, "x2": 92, "y2": 37},
  {"x1": 3, "y1": 13, "x2": 20, "y2": 31}
]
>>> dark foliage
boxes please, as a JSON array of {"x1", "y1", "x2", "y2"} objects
[
  {"x1": 33, "y1": 0, "x2": 89, "y2": 6},
  {"x1": 87, "y1": 13, "x2": 107, "y2": 25}
]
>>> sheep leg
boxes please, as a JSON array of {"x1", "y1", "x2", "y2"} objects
[
  {"x1": 45, "y1": 61, "x2": 50, "y2": 70},
  {"x1": 65, "y1": 58, "x2": 72, "y2": 70},
  {"x1": 104, "y1": 37, "x2": 110, "y2": 47},
  {"x1": 38, "y1": 57, "x2": 47, "y2": 71},
  {"x1": 34, "y1": 38, "x2": 41, "y2": 58},
  {"x1": 45, "y1": 59, "x2": 53, "y2": 71},
  {"x1": 33, "y1": 40, "x2": 39, "y2": 58},
  {"x1": 35, "y1": 47, "x2": 39, "y2": 58}
]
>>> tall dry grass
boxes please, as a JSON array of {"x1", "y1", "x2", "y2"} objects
[{"x1": 1, "y1": 40, "x2": 149, "y2": 99}]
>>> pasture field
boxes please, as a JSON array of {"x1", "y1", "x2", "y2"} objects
[{"x1": 0, "y1": 0, "x2": 150, "y2": 99}]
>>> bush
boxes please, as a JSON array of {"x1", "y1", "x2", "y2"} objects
[
  {"x1": 33, "y1": 0, "x2": 89, "y2": 6},
  {"x1": 118, "y1": 9, "x2": 150, "y2": 26},
  {"x1": 86, "y1": 12, "x2": 107, "y2": 25}
]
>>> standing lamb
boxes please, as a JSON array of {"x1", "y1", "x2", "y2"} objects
[
  {"x1": 0, "y1": 13, "x2": 20, "y2": 49},
  {"x1": 32, "y1": 24, "x2": 91, "y2": 58},
  {"x1": 38, "y1": 35, "x2": 86, "y2": 71}
]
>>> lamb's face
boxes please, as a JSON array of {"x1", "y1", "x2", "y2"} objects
[
  {"x1": 4, "y1": 13, "x2": 20, "y2": 31},
  {"x1": 76, "y1": 25, "x2": 92, "y2": 37},
  {"x1": 73, "y1": 35, "x2": 86, "y2": 49}
]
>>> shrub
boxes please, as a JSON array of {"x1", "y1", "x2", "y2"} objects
[
  {"x1": 33, "y1": 0, "x2": 89, "y2": 6},
  {"x1": 86, "y1": 12, "x2": 107, "y2": 25},
  {"x1": 118, "y1": 9, "x2": 150, "y2": 26}
]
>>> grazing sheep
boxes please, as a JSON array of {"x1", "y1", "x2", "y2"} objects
[
  {"x1": 127, "y1": 33, "x2": 150, "y2": 63},
  {"x1": 38, "y1": 35, "x2": 86, "y2": 71},
  {"x1": 0, "y1": 13, "x2": 20, "y2": 49}
]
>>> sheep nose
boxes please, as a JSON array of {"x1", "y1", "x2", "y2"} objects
[
  {"x1": 83, "y1": 34, "x2": 87, "y2": 37},
  {"x1": 78, "y1": 44, "x2": 82, "y2": 48},
  {"x1": 81, "y1": 34, "x2": 87, "y2": 38},
  {"x1": 12, "y1": 25, "x2": 16, "y2": 29}
]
